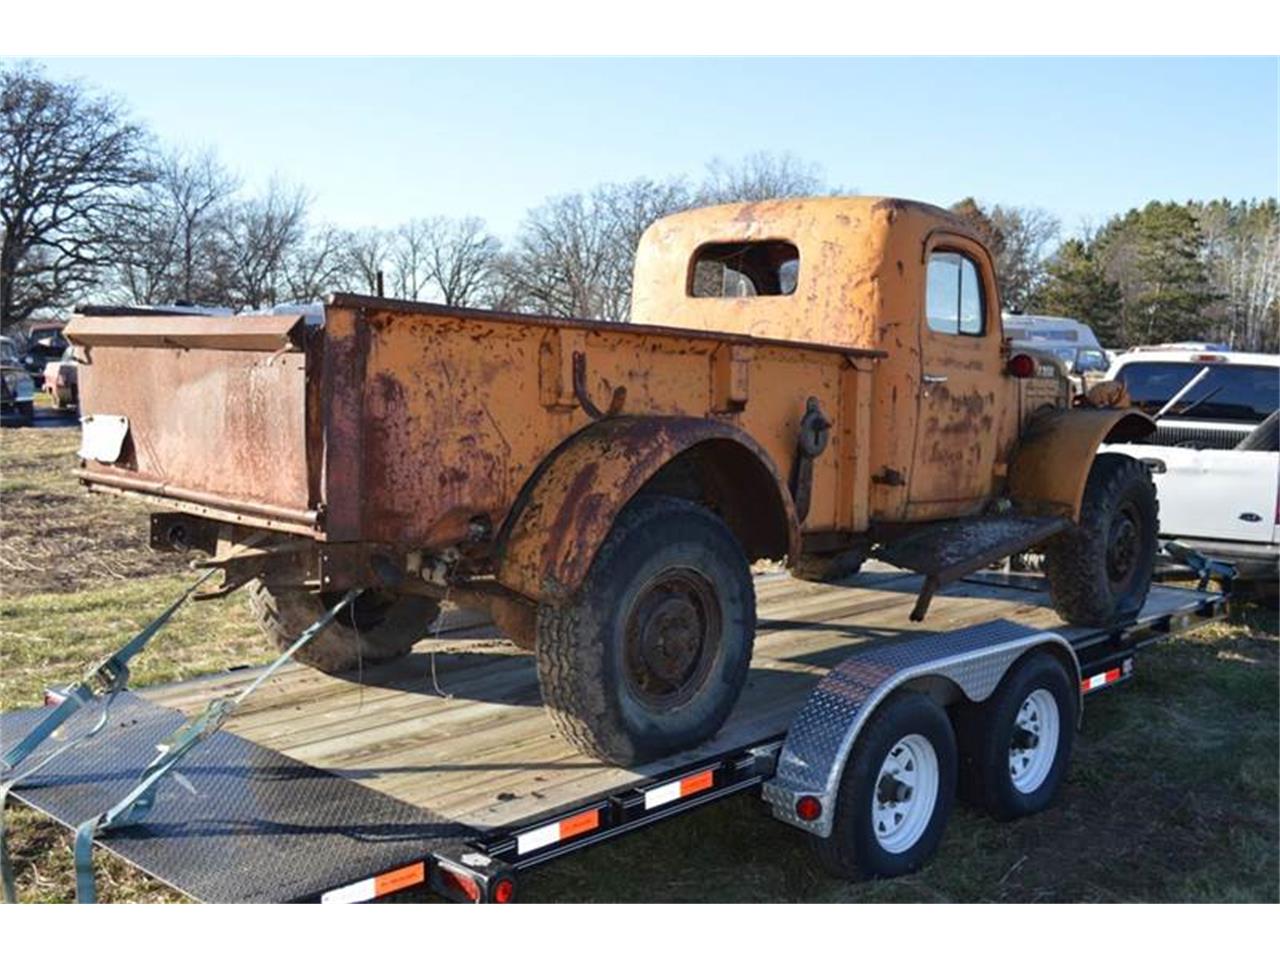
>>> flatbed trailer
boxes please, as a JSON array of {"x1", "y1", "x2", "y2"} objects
[{"x1": 0, "y1": 565, "x2": 1224, "y2": 903}]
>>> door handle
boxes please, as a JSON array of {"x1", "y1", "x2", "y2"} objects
[{"x1": 922, "y1": 373, "x2": 948, "y2": 385}]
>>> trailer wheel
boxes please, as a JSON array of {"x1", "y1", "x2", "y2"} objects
[
  {"x1": 248, "y1": 580, "x2": 440, "y2": 673},
  {"x1": 957, "y1": 651, "x2": 1077, "y2": 820},
  {"x1": 812, "y1": 691, "x2": 957, "y2": 880},
  {"x1": 1044, "y1": 453, "x2": 1157, "y2": 626},
  {"x1": 536, "y1": 495, "x2": 755, "y2": 765}
]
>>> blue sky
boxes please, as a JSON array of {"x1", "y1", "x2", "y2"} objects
[{"x1": 32, "y1": 57, "x2": 1280, "y2": 239}]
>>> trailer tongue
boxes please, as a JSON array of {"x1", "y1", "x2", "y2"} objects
[{"x1": 0, "y1": 569, "x2": 1223, "y2": 903}]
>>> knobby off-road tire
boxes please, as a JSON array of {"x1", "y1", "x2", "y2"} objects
[
  {"x1": 956, "y1": 651, "x2": 1077, "y2": 821},
  {"x1": 535, "y1": 495, "x2": 756, "y2": 765},
  {"x1": 812, "y1": 691, "x2": 957, "y2": 880},
  {"x1": 1044, "y1": 453, "x2": 1158, "y2": 626},
  {"x1": 248, "y1": 580, "x2": 441, "y2": 673}
]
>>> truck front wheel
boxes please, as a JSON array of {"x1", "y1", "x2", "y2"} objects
[
  {"x1": 248, "y1": 580, "x2": 441, "y2": 673},
  {"x1": 535, "y1": 495, "x2": 756, "y2": 765},
  {"x1": 1044, "y1": 453, "x2": 1157, "y2": 626}
]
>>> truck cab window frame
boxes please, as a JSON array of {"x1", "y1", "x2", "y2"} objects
[
  {"x1": 688, "y1": 240, "x2": 800, "y2": 298},
  {"x1": 926, "y1": 250, "x2": 986, "y2": 337}
]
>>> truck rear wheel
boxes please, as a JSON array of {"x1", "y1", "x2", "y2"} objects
[
  {"x1": 812, "y1": 691, "x2": 957, "y2": 880},
  {"x1": 1044, "y1": 453, "x2": 1157, "y2": 626},
  {"x1": 248, "y1": 580, "x2": 441, "y2": 673},
  {"x1": 536, "y1": 495, "x2": 756, "y2": 765}
]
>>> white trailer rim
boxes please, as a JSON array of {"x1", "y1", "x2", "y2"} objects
[
  {"x1": 1009, "y1": 688, "x2": 1060, "y2": 794},
  {"x1": 872, "y1": 733, "x2": 939, "y2": 854}
]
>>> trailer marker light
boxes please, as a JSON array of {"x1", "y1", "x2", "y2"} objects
[
  {"x1": 795, "y1": 796, "x2": 822, "y2": 821},
  {"x1": 643, "y1": 768, "x2": 716, "y2": 810},
  {"x1": 492, "y1": 877, "x2": 515, "y2": 904},
  {"x1": 515, "y1": 807, "x2": 602, "y2": 855},
  {"x1": 1081, "y1": 666, "x2": 1123, "y2": 692},
  {"x1": 437, "y1": 865, "x2": 481, "y2": 903},
  {"x1": 321, "y1": 861, "x2": 426, "y2": 903}
]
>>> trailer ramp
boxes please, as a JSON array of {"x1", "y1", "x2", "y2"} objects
[{"x1": 0, "y1": 693, "x2": 466, "y2": 903}]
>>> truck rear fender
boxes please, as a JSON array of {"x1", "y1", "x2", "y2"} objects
[
  {"x1": 494, "y1": 416, "x2": 800, "y2": 604},
  {"x1": 1008, "y1": 408, "x2": 1155, "y2": 520}
]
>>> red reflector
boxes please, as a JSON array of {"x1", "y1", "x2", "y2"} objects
[
  {"x1": 439, "y1": 866, "x2": 480, "y2": 903},
  {"x1": 492, "y1": 877, "x2": 515, "y2": 904},
  {"x1": 795, "y1": 795, "x2": 822, "y2": 821},
  {"x1": 1007, "y1": 353, "x2": 1037, "y2": 379}
]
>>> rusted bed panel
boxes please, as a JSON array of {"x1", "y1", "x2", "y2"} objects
[
  {"x1": 67, "y1": 314, "x2": 313, "y2": 528},
  {"x1": 319, "y1": 296, "x2": 880, "y2": 548}
]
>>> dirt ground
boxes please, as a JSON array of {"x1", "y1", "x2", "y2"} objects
[{"x1": 1, "y1": 427, "x2": 1276, "y2": 903}]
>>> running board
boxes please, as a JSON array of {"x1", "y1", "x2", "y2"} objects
[{"x1": 875, "y1": 514, "x2": 1071, "y2": 621}]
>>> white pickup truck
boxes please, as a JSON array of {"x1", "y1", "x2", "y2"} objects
[{"x1": 1102, "y1": 348, "x2": 1279, "y2": 601}]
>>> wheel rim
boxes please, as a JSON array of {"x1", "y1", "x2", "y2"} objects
[
  {"x1": 871, "y1": 733, "x2": 940, "y2": 854},
  {"x1": 1008, "y1": 688, "x2": 1060, "y2": 794},
  {"x1": 1106, "y1": 502, "x2": 1141, "y2": 587},
  {"x1": 623, "y1": 567, "x2": 722, "y2": 709}
]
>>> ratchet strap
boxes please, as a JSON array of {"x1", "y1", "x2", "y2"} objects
[
  {"x1": 71, "y1": 588, "x2": 359, "y2": 903},
  {"x1": 1, "y1": 568, "x2": 219, "y2": 774}
]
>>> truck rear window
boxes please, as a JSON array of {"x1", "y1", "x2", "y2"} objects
[
  {"x1": 1115, "y1": 361, "x2": 1279, "y2": 424},
  {"x1": 689, "y1": 241, "x2": 799, "y2": 298}
]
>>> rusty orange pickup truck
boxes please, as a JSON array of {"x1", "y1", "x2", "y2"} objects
[{"x1": 67, "y1": 197, "x2": 1158, "y2": 764}]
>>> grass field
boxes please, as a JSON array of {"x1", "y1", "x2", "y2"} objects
[{"x1": 1, "y1": 427, "x2": 1276, "y2": 903}]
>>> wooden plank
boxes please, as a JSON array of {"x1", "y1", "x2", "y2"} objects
[{"x1": 138, "y1": 570, "x2": 1215, "y2": 833}]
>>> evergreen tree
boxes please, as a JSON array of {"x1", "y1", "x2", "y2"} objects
[
  {"x1": 1096, "y1": 202, "x2": 1218, "y2": 346},
  {"x1": 1032, "y1": 238, "x2": 1123, "y2": 345}
]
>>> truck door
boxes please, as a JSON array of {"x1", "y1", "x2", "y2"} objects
[{"x1": 906, "y1": 240, "x2": 1004, "y2": 516}]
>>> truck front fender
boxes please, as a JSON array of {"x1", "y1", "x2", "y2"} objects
[
  {"x1": 494, "y1": 416, "x2": 800, "y2": 604},
  {"x1": 1008, "y1": 408, "x2": 1155, "y2": 520}
]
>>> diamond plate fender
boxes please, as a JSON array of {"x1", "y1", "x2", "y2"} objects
[{"x1": 762, "y1": 619, "x2": 1081, "y2": 837}]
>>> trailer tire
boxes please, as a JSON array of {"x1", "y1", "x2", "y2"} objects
[
  {"x1": 812, "y1": 691, "x2": 957, "y2": 880},
  {"x1": 1044, "y1": 453, "x2": 1157, "y2": 626},
  {"x1": 248, "y1": 580, "x2": 440, "y2": 673},
  {"x1": 956, "y1": 651, "x2": 1077, "y2": 820},
  {"x1": 536, "y1": 495, "x2": 755, "y2": 765}
]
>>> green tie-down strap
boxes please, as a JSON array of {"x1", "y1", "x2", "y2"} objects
[
  {"x1": 1, "y1": 568, "x2": 219, "y2": 773},
  {"x1": 72, "y1": 588, "x2": 359, "y2": 903},
  {"x1": 0, "y1": 567, "x2": 220, "y2": 904}
]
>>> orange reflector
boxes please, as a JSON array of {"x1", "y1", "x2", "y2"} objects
[
  {"x1": 374, "y1": 862, "x2": 425, "y2": 897},
  {"x1": 515, "y1": 807, "x2": 602, "y2": 854},
  {"x1": 558, "y1": 808, "x2": 600, "y2": 840}
]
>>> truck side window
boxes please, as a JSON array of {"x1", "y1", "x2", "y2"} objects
[
  {"x1": 926, "y1": 251, "x2": 985, "y2": 336},
  {"x1": 689, "y1": 241, "x2": 800, "y2": 298}
]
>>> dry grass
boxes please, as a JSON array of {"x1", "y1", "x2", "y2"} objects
[
  {"x1": 1, "y1": 428, "x2": 1276, "y2": 903},
  {"x1": 1, "y1": 427, "x2": 187, "y2": 594}
]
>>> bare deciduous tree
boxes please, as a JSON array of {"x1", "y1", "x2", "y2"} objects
[
  {"x1": 211, "y1": 180, "x2": 309, "y2": 310},
  {"x1": 697, "y1": 151, "x2": 827, "y2": 204},
  {"x1": 391, "y1": 216, "x2": 501, "y2": 306},
  {"x1": 113, "y1": 147, "x2": 239, "y2": 305},
  {"x1": 1, "y1": 63, "x2": 151, "y2": 327}
]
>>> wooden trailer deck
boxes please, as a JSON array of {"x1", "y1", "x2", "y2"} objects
[{"x1": 141, "y1": 565, "x2": 1219, "y2": 833}]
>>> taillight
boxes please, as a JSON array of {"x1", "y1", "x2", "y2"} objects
[
  {"x1": 1007, "y1": 353, "x2": 1037, "y2": 379},
  {"x1": 795, "y1": 795, "x2": 823, "y2": 821},
  {"x1": 492, "y1": 877, "x2": 515, "y2": 904}
]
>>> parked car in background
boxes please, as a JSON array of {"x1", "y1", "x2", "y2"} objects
[
  {"x1": 1107, "y1": 348, "x2": 1278, "y2": 449},
  {"x1": 1102, "y1": 349, "x2": 1279, "y2": 603},
  {"x1": 1, "y1": 336, "x2": 37, "y2": 426},
  {"x1": 1003, "y1": 313, "x2": 1110, "y2": 380},
  {"x1": 19, "y1": 321, "x2": 69, "y2": 378},
  {"x1": 43, "y1": 344, "x2": 79, "y2": 410}
]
